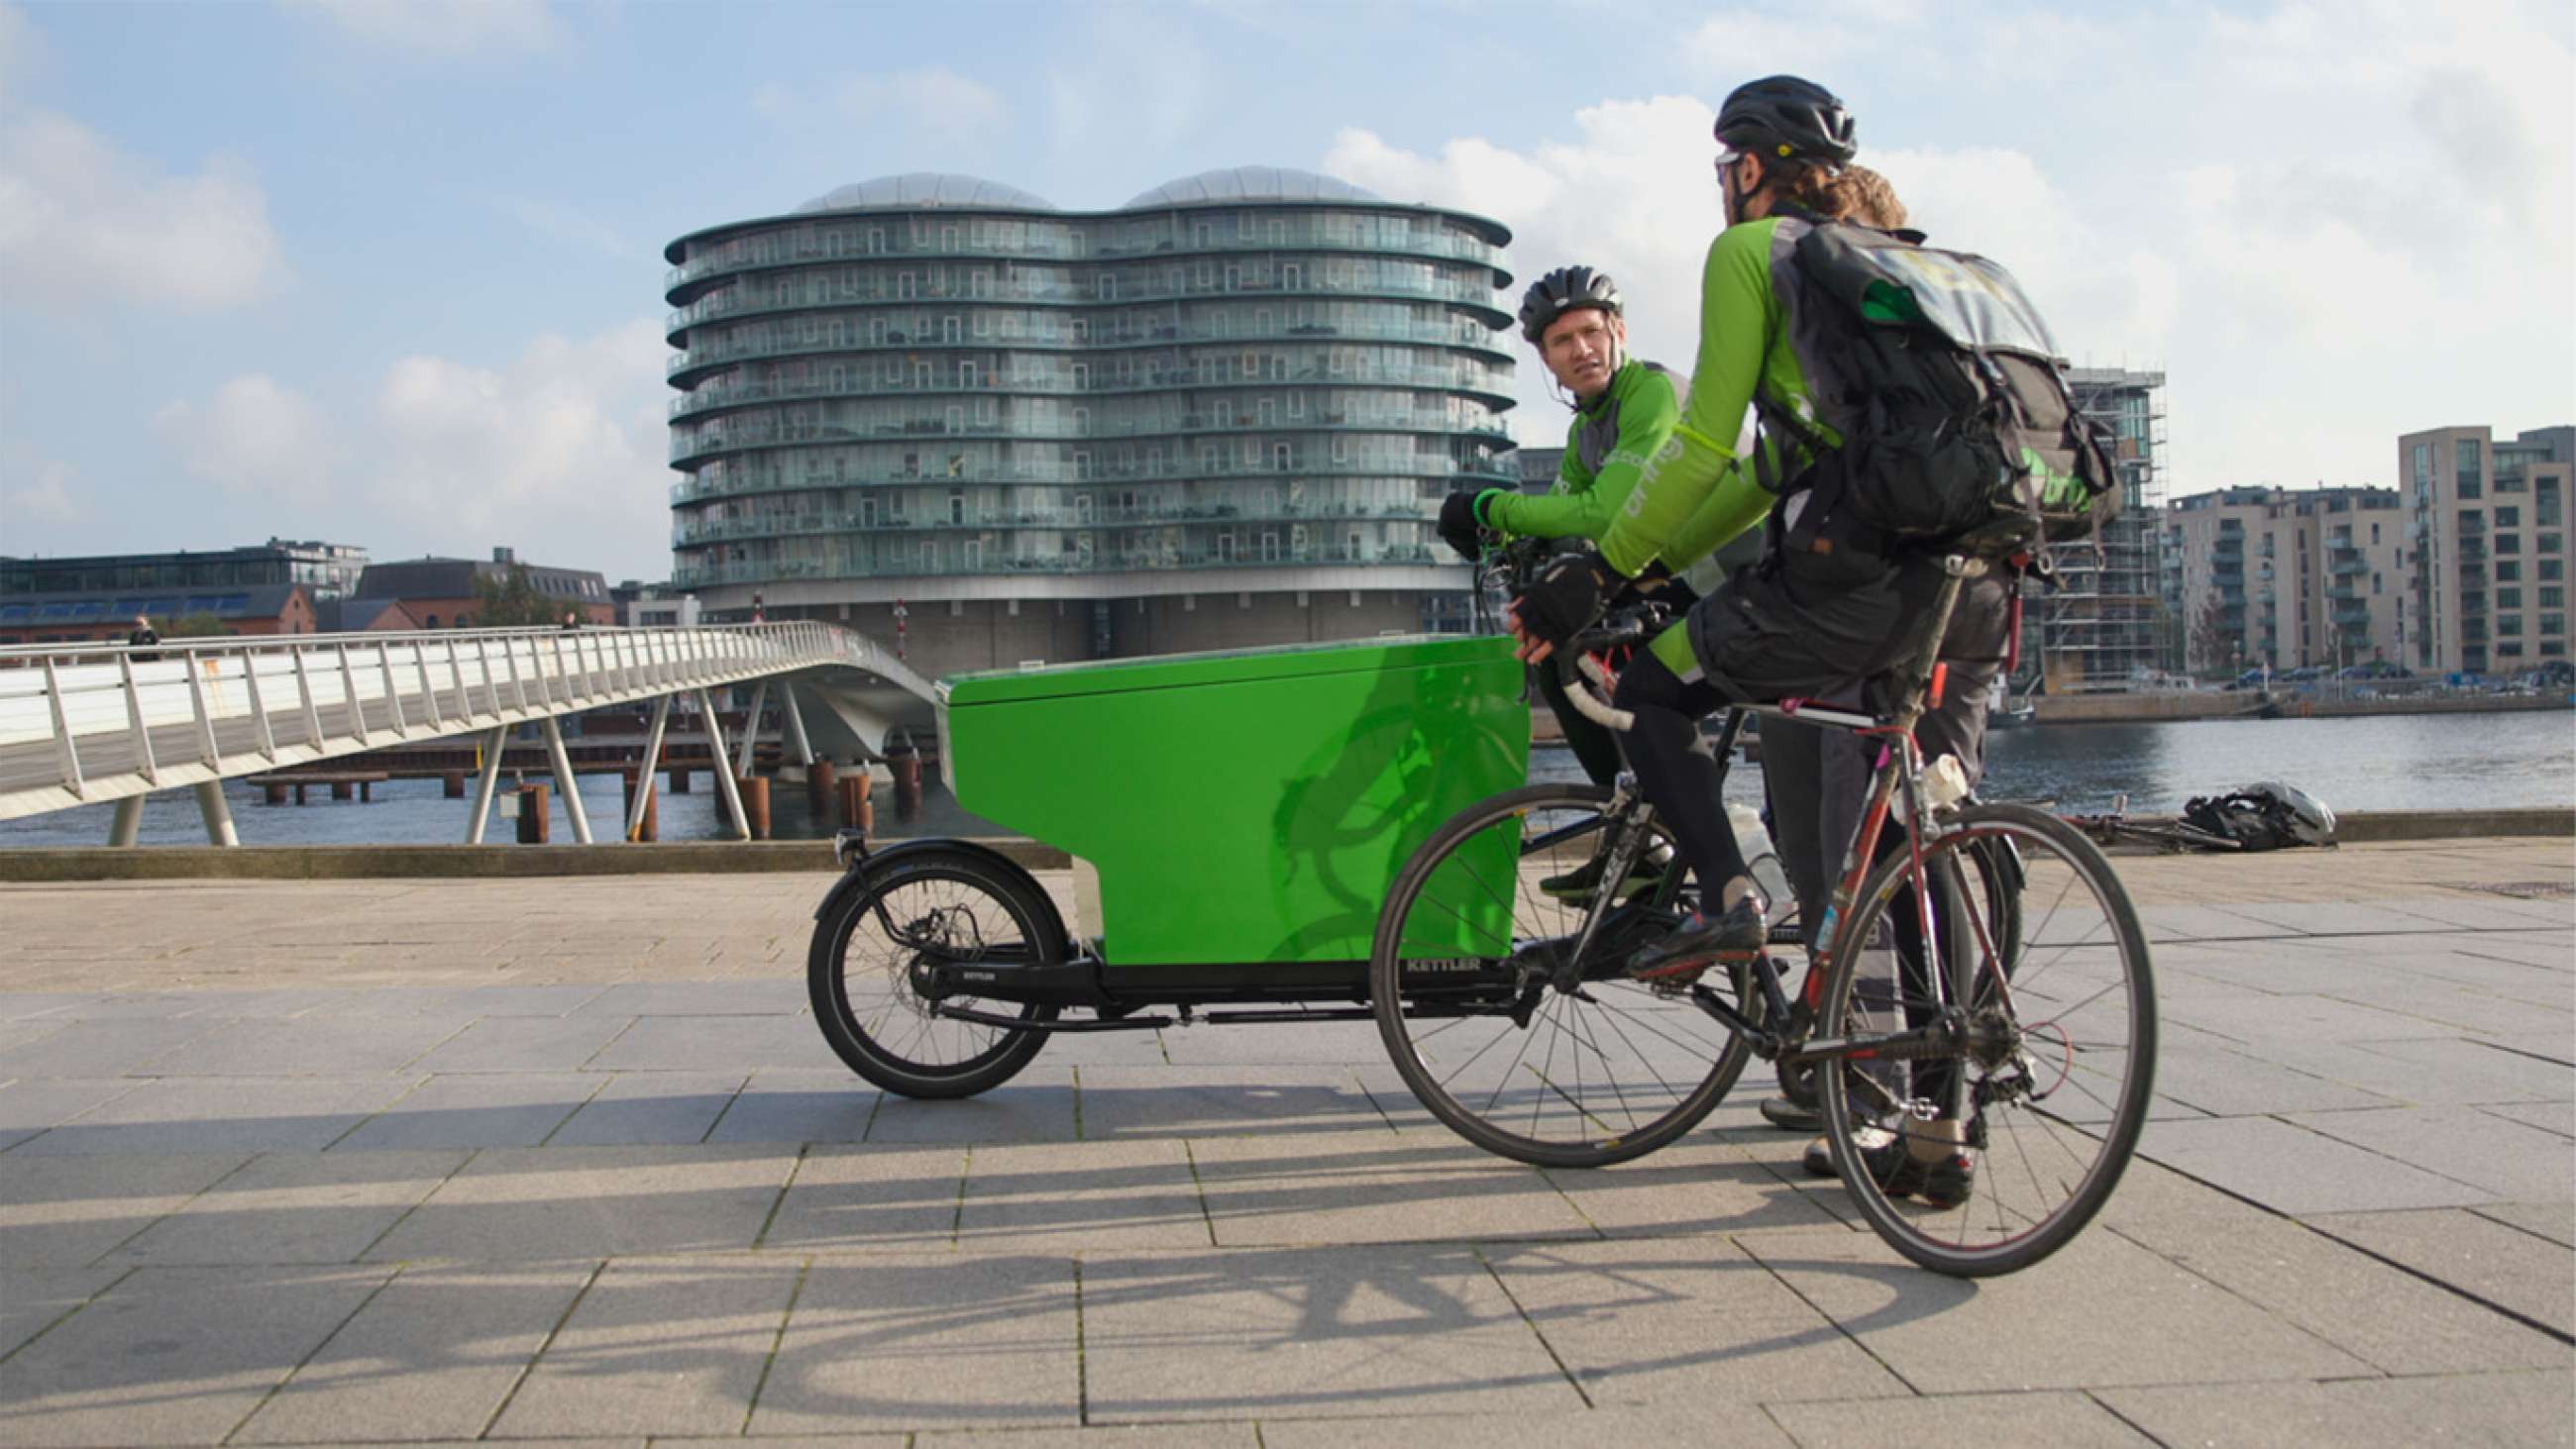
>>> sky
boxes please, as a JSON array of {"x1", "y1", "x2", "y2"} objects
[{"x1": 1, "y1": 0, "x2": 2568, "y2": 584}]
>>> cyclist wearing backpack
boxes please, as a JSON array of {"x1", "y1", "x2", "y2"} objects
[
  {"x1": 1440, "y1": 265, "x2": 1694, "y2": 795},
  {"x1": 1507, "y1": 75, "x2": 2110, "y2": 1205}
]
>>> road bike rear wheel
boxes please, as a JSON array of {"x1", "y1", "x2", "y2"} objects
[
  {"x1": 1777, "y1": 830, "x2": 2023, "y2": 1112},
  {"x1": 1370, "y1": 783, "x2": 1762, "y2": 1168},
  {"x1": 1816, "y1": 803, "x2": 2154, "y2": 1276}
]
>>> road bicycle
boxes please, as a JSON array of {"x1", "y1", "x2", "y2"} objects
[{"x1": 1369, "y1": 553, "x2": 2158, "y2": 1276}]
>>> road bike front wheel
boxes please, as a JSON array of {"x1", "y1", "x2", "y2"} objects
[
  {"x1": 1816, "y1": 802, "x2": 2155, "y2": 1276},
  {"x1": 1370, "y1": 783, "x2": 1763, "y2": 1168}
]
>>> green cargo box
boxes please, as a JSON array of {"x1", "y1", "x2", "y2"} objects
[{"x1": 939, "y1": 634, "x2": 1529, "y2": 968}]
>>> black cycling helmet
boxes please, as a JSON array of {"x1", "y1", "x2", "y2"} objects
[
  {"x1": 1714, "y1": 75, "x2": 1858, "y2": 167},
  {"x1": 1519, "y1": 265, "x2": 1621, "y2": 343}
]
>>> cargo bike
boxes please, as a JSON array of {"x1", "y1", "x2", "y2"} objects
[{"x1": 808, "y1": 556, "x2": 2155, "y2": 1276}]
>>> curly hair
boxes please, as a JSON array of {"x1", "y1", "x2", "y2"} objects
[{"x1": 1775, "y1": 162, "x2": 1907, "y2": 230}]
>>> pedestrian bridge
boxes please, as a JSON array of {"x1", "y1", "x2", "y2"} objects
[{"x1": 0, "y1": 622, "x2": 936, "y2": 843}]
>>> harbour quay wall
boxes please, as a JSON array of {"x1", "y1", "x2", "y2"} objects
[{"x1": 0, "y1": 809, "x2": 2565, "y2": 881}]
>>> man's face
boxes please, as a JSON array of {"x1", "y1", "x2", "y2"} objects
[{"x1": 1540, "y1": 308, "x2": 1622, "y2": 399}]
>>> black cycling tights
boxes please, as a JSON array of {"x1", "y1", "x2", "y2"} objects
[{"x1": 1610, "y1": 646, "x2": 1748, "y2": 909}]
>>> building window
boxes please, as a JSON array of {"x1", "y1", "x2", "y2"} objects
[
  {"x1": 2498, "y1": 561, "x2": 2522, "y2": 581},
  {"x1": 2499, "y1": 587, "x2": 2522, "y2": 609},
  {"x1": 2541, "y1": 533, "x2": 2565, "y2": 556},
  {"x1": 2543, "y1": 613, "x2": 2568, "y2": 637},
  {"x1": 2545, "y1": 561, "x2": 2567, "y2": 581},
  {"x1": 2497, "y1": 506, "x2": 2522, "y2": 528},
  {"x1": 2455, "y1": 438, "x2": 2483, "y2": 497}
]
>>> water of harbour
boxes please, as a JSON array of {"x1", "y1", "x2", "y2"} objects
[{"x1": 1, "y1": 709, "x2": 2567, "y2": 848}]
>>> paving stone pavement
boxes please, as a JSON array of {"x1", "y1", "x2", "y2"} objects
[{"x1": 0, "y1": 840, "x2": 2568, "y2": 1446}]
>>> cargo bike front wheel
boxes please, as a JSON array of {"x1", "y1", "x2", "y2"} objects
[
  {"x1": 1369, "y1": 782, "x2": 1764, "y2": 1168},
  {"x1": 808, "y1": 846, "x2": 1064, "y2": 1098}
]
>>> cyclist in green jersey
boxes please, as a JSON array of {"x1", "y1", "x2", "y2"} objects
[
  {"x1": 1440, "y1": 265, "x2": 1692, "y2": 792},
  {"x1": 1505, "y1": 75, "x2": 2013, "y2": 1205}
]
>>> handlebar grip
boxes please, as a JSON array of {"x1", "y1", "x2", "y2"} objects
[{"x1": 1562, "y1": 655, "x2": 1634, "y2": 732}]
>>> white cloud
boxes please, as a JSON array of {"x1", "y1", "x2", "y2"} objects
[
  {"x1": 1327, "y1": 97, "x2": 1727, "y2": 438},
  {"x1": 3, "y1": 457, "x2": 78, "y2": 527},
  {"x1": 1043, "y1": 8, "x2": 1213, "y2": 157},
  {"x1": 279, "y1": 0, "x2": 562, "y2": 58},
  {"x1": 368, "y1": 318, "x2": 672, "y2": 572},
  {"x1": 0, "y1": 109, "x2": 287, "y2": 313},
  {"x1": 151, "y1": 375, "x2": 338, "y2": 502},
  {"x1": 488, "y1": 193, "x2": 644, "y2": 260},
  {"x1": 0, "y1": 2, "x2": 40, "y2": 90},
  {"x1": 755, "y1": 66, "x2": 1009, "y2": 139},
  {"x1": 1329, "y1": 0, "x2": 2573, "y2": 492}
]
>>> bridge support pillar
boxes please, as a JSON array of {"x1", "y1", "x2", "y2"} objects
[
  {"x1": 736, "y1": 775, "x2": 771, "y2": 840},
  {"x1": 734, "y1": 682, "x2": 770, "y2": 779},
  {"x1": 109, "y1": 795, "x2": 144, "y2": 847},
  {"x1": 781, "y1": 683, "x2": 815, "y2": 766},
  {"x1": 466, "y1": 726, "x2": 507, "y2": 845},
  {"x1": 541, "y1": 715, "x2": 593, "y2": 845},
  {"x1": 194, "y1": 780, "x2": 238, "y2": 847},
  {"x1": 626, "y1": 693, "x2": 672, "y2": 844},
  {"x1": 694, "y1": 687, "x2": 751, "y2": 841}
]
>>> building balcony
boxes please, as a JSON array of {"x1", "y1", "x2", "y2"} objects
[
  {"x1": 2329, "y1": 555, "x2": 2367, "y2": 575},
  {"x1": 668, "y1": 361, "x2": 1515, "y2": 421},
  {"x1": 668, "y1": 541, "x2": 1454, "y2": 589},
  {"x1": 666, "y1": 273, "x2": 1511, "y2": 341},
  {"x1": 673, "y1": 499, "x2": 1432, "y2": 548},
  {"x1": 671, "y1": 409, "x2": 1513, "y2": 466},
  {"x1": 666, "y1": 316, "x2": 1514, "y2": 383},
  {"x1": 664, "y1": 225, "x2": 1505, "y2": 298}
]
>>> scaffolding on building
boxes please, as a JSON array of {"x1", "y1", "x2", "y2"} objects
[{"x1": 2036, "y1": 368, "x2": 2170, "y2": 693}]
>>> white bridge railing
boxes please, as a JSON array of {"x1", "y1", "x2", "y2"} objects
[{"x1": 0, "y1": 621, "x2": 927, "y2": 826}]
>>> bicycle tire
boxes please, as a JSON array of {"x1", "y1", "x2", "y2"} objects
[
  {"x1": 1817, "y1": 802, "x2": 2155, "y2": 1276},
  {"x1": 1370, "y1": 782, "x2": 1761, "y2": 1168},
  {"x1": 807, "y1": 848, "x2": 1063, "y2": 1098}
]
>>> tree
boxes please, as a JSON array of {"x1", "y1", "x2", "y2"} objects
[
  {"x1": 2188, "y1": 591, "x2": 2232, "y2": 675},
  {"x1": 470, "y1": 565, "x2": 557, "y2": 628},
  {"x1": 163, "y1": 612, "x2": 231, "y2": 639}
]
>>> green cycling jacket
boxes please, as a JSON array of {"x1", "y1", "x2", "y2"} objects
[
  {"x1": 1598, "y1": 216, "x2": 1840, "y2": 579},
  {"x1": 1484, "y1": 358, "x2": 1682, "y2": 545}
]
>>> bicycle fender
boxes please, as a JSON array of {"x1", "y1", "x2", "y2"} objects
[{"x1": 809, "y1": 837, "x2": 1052, "y2": 925}]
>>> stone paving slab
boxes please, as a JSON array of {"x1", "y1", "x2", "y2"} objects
[
  {"x1": 759, "y1": 1144, "x2": 969, "y2": 1252},
  {"x1": 2303, "y1": 1207, "x2": 2576, "y2": 1337},
  {"x1": 1765, "y1": 1390, "x2": 2157, "y2": 1447},
  {"x1": 702, "y1": 1069, "x2": 879, "y2": 1145},
  {"x1": 9, "y1": 1076, "x2": 423, "y2": 1158},
  {"x1": 362, "y1": 1145, "x2": 796, "y2": 1263},
  {"x1": 231, "y1": 1263, "x2": 593, "y2": 1444},
  {"x1": 1478, "y1": 1237, "x2": 1907, "y2": 1407},
  {"x1": 0, "y1": 1265, "x2": 124, "y2": 1359},
  {"x1": 0, "y1": 1152, "x2": 249, "y2": 1267},
  {"x1": 0, "y1": 1263, "x2": 393, "y2": 1448},
  {"x1": 486, "y1": 1257, "x2": 799, "y2": 1440},
  {"x1": 1079, "y1": 1243, "x2": 1583, "y2": 1423},
  {"x1": 403, "y1": 1015, "x2": 636, "y2": 1074},
  {"x1": 329, "y1": 1073, "x2": 600, "y2": 1152},
  {"x1": 1073, "y1": 1064, "x2": 1393, "y2": 1140},
  {"x1": 954, "y1": 1138, "x2": 1212, "y2": 1251},
  {"x1": 2282, "y1": 1103, "x2": 2576, "y2": 1201},
  {"x1": 2095, "y1": 1370, "x2": 2576, "y2": 1449},
  {"x1": 102, "y1": 1149, "x2": 468, "y2": 1268},
  {"x1": 750, "y1": 1252, "x2": 1080, "y2": 1433},
  {"x1": 1739, "y1": 1225, "x2": 2378, "y2": 1392},
  {"x1": 1256, "y1": 1405, "x2": 1790, "y2": 1446},
  {"x1": 1186, "y1": 1132, "x2": 1595, "y2": 1247},
  {"x1": 2138, "y1": 1114, "x2": 2502, "y2": 1214},
  {"x1": 0, "y1": 1079, "x2": 143, "y2": 1151},
  {"x1": 545, "y1": 1070, "x2": 748, "y2": 1147}
]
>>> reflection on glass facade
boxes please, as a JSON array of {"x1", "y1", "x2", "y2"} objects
[{"x1": 664, "y1": 168, "x2": 1513, "y2": 666}]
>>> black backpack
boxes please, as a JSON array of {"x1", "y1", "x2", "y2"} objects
[{"x1": 1760, "y1": 220, "x2": 2118, "y2": 558}]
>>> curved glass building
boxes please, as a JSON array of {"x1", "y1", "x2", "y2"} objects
[{"x1": 663, "y1": 167, "x2": 1514, "y2": 673}]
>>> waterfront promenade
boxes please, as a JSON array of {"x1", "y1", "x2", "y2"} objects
[{"x1": 1, "y1": 841, "x2": 2569, "y2": 1446}]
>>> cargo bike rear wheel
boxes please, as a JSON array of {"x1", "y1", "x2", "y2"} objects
[
  {"x1": 1369, "y1": 782, "x2": 1766, "y2": 1168},
  {"x1": 808, "y1": 846, "x2": 1064, "y2": 1098}
]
